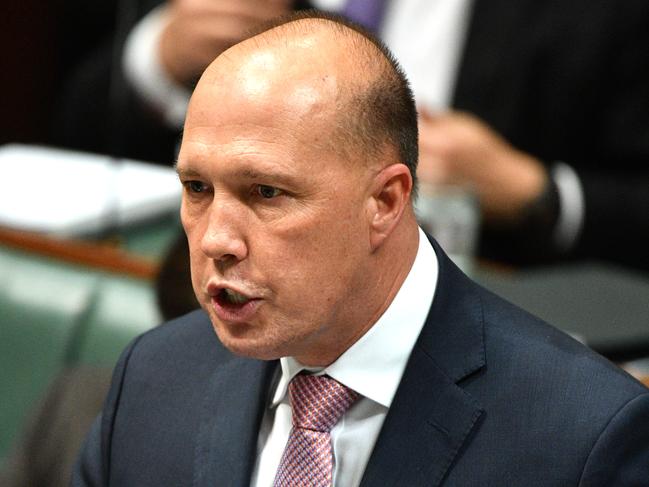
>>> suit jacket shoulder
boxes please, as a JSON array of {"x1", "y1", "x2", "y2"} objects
[
  {"x1": 73, "y1": 310, "x2": 277, "y2": 486},
  {"x1": 361, "y1": 245, "x2": 649, "y2": 486}
]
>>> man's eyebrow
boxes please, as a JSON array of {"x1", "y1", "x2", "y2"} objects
[
  {"x1": 237, "y1": 167, "x2": 297, "y2": 185},
  {"x1": 238, "y1": 168, "x2": 264, "y2": 179},
  {"x1": 175, "y1": 161, "x2": 298, "y2": 184},
  {"x1": 175, "y1": 165, "x2": 203, "y2": 179}
]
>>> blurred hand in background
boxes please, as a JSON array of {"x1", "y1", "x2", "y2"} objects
[
  {"x1": 417, "y1": 110, "x2": 548, "y2": 224},
  {"x1": 159, "y1": 0, "x2": 294, "y2": 87}
]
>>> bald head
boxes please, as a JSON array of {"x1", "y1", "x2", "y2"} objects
[{"x1": 195, "y1": 12, "x2": 419, "y2": 191}]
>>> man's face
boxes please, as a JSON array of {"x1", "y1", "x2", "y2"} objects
[{"x1": 177, "y1": 61, "x2": 377, "y2": 364}]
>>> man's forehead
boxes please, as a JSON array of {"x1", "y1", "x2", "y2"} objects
[
  {"x1": 204, "y1": 40, "x2": 341, "y2": 99},
  {"x1": 189, "y1": 58, "x2": 342, "y2": 142},
  {"x1": 180, "y1": 125, "x2": 296, "y2": 157},
  {"x1": 206, "y1": 50, "x2": 278, "y2": 96}
]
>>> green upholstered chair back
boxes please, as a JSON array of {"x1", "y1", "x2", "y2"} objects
[{"x1": 0, "y1": 245, "x2": 161, "y2": 459}]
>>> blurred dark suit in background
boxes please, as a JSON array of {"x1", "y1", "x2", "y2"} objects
[{"x1": 1, "y1": 0, "x2": 118, "y2": 147}]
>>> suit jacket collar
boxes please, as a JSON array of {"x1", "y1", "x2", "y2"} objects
[
  {"x1": 361, "y1": 239, "x2": 486, "y2": 486},
  {"x1": 418, "y1": 238, "x2": 486, "y2": 382}
]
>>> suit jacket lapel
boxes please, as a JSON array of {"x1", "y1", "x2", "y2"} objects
[
  {"x1": 361, "y1": 241, "x2": 486, "y2": 487},
  {"x1": 193, "y1": 356, "x2": 277, "y2": 487}
]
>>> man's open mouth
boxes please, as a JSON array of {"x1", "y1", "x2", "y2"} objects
[{"x1": 215, "y1": 288, "x2": 253, "y2": 306}]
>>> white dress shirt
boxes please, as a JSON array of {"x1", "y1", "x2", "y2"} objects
[{"x1": 251, "y1": 227, "x2": 438, "y2": 486}]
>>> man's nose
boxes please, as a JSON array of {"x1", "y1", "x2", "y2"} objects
[{"x1": 200, "y1": 202, "x2": 248, "y2": 263}]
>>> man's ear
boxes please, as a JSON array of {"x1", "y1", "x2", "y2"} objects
[{"x1": 367, "y1": 163, "x2": 413, "y2": 251}]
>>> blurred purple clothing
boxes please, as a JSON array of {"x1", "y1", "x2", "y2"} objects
[{"x1": 342, "y1": 0, "x2": 387, "y2": 31}]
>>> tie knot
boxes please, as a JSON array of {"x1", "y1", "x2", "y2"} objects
[{"x1": 288, "y1": 374, "x2": 359, "y2": 432}]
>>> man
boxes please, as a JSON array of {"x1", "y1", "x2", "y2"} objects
[
  {"x1": 56, "y1": 0, "x2": 649, "y2": 270},
  {"x1": 73, "y1": 13, "x2": 649, "y2": 486}
]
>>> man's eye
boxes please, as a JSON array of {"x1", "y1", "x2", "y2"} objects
[
  {"x1": 256, "y1": 185, "x2": 282, "y2": 199},
  {"x1": 185, "y1": 181, "x2": 207, "y2": 193}
]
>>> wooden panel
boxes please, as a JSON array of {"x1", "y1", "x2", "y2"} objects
[{"x1": 0, "y1": 226, "x2": 158, "y2": 280}]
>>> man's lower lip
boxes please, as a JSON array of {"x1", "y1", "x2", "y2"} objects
[{"x1": 211, "y1": 297, "x2": 262, "y2": 323}]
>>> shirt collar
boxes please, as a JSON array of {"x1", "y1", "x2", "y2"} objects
[{"x1": 272, "y1": 228, "x2": 438, "y2": 408}]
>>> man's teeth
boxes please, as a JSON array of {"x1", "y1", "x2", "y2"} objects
[{"x1": 223, "y1": 288, "x2": 251, "y2": 305}]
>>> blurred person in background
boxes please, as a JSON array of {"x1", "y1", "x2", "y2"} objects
[{"x1": 54, "y1": 0, "x2": 649, "y2": 270}]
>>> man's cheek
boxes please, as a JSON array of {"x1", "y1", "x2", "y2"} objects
[{"x1": 188, "y1": 261, "x2": 205, "y2": 301}]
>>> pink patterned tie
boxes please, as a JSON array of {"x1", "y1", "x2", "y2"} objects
[{"x1": 273, "y1": 374, "x2": 359, "y2": 487}]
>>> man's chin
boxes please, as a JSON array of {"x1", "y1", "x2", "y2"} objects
[
  {"x1": 221, "y1": 338, "x2": 288, "y2": 361},
  {"x1": 210, "y1": 321, "x2": 287, "y2": 361}
]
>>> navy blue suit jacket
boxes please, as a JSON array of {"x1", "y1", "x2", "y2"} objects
[{"x1": 73, "y1": 243, "x2": 649, "y2": 486}]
